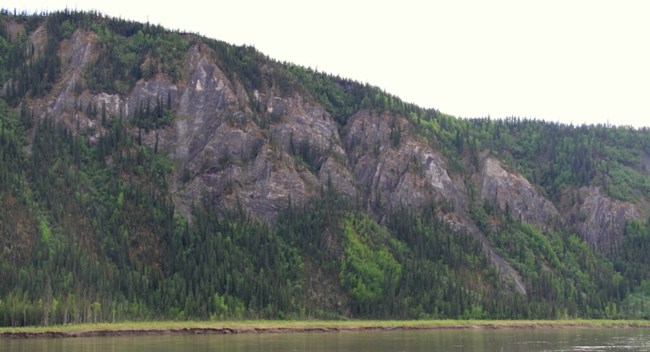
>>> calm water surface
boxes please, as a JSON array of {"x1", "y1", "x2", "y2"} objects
[{"x1": 1, "y1": 328, "x2": 649, "y2": 351}]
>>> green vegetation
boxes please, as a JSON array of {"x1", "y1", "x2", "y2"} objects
[
  {"x1": 1, "y1": 12, "x2": 61, "y2": 103},
  {"x1": 340, "y1": 214, "x2": 402, "y2": 314},
  {"x1": 621, "y1": 280, "x2": 650, "y2": 319},
  {"x1": 1, "y1": 9, "x2": 650, "y2": 327},
  {"x1": 464, "y1": 118, "x2": 650, "y2": 202},
  {"x1": 86, "y1": 17, "x2": 189, "y2": 94},
  {"x1": 0, "y1": 9, "x2": 190, "y2": 99},
  {"x1": 486, "y1": 218, "x2": 623, "y2": 318}
]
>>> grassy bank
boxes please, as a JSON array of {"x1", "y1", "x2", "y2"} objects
[{"x1": 1, "y1": 320, "x2": 649, "y2": 339}]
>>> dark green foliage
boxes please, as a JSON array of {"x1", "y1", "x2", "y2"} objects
[
  {"x1": 279, "y1": 63, "x2": 437, "y2": 126},
  {"x1": 86, "y1": 18, "x2": 189, "y2": 94},
  {"x1": 0, "y1": 96, "x2": 306, "y2": 325},
  {"x1": 205, "y1": 40, "x2": 264, "y2": 93},
  {"x1": 133, "y1": 95, "x2": 174, "y2": 131},
  {"x1": 2, "y1": 10, "x2": 650, "y2": 325},
  {"x1": 0, "y1": 105, "x2": 174, "y2": 326},
  {"x1": 1, "y1": 15, "x2": 60, "y2": 103},
  {"x1": 621, "y1": 280, "x2": 650, "y2": 319},
  {"x1": 282, "y1": 65, "x2": 363, "y2": 124},
  {"x1": 385, "y1": 206, "x2": 507, "y2": 319},
  {"x1": 616, "y1": 219, "x2": 650, "y2": 285},
  {"x1": 488, "y1": 221, "x2": 623, "y2": 318},
  {"x1": 339, "y1": 214, "x2": 402, "y2": 315},
  {"x1": 161, "y1": 202, "x2": 305, "y2": 320},
  {"x1": 0, "y1": 9, "x2": 189, "y2": 99},
  {"x1": 615, "y1": 220, "x2": 650, "y2": 318},
  {"x1": 459, "y1": 118, "x2": 650, "y2": 202}
]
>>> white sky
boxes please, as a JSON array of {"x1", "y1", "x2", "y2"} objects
[{"x1": 5, "y1": 0, "x2": 650, "y2": 128}]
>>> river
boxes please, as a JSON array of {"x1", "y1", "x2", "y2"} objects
[{"x1": 1, "y1": 328, "x2": 649, "y2": 351}]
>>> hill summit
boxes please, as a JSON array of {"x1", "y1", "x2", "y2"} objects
[{"x1": 1, "y1": 9, "x2": 649, "y2": 325}]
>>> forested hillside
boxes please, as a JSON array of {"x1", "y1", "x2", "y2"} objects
[{"x1": 0, "y1": 10, "x2": 649, "y2": 326}]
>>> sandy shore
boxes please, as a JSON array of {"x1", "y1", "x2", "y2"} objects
[{"x1": 2, "y1": 320, "x2": 649, "y2": 339}]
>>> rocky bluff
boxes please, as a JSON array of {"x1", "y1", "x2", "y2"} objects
[{"x1": 4, "y1": 13, "x2": 649, "y2": 304}]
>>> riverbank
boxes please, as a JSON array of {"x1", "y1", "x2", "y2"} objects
[{"x1": 1, "y1": 320, "x2": 649, "y2": 339}]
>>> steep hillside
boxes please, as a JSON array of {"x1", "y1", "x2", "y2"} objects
[{"x1": 1, "y1": 10, "x2": 649, "y2": 325}]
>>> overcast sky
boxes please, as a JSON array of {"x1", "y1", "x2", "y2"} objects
[{"x1": 6, "y1": 0, "x2": 650, "y2": 127}]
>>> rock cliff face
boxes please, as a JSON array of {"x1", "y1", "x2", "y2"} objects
[
  {"x1": 152, "y1": 44, "x2": 330, "y2": 222},
  {"x1": 8, "y1": 21, "x2": 649, "y2": 287},
  {"x1": 105, "y1": 39, "x2": 473, "y2": 225},
  {"x1": 342, "y1": 110, "x2": 467, "y2": 218},
  {"x1": 576, "y1": 187, "x2": 640, "y2": 252},
  {"x1": 24, "y1": 28, "x2": 100, "y2": 136},
  {"x1": 478, "y1": 157, "x2": 560, "y2": 230}
]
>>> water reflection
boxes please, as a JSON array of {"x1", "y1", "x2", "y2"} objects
[{"x1": 1, "y1": 328, "x2": 649, "y2": 352}]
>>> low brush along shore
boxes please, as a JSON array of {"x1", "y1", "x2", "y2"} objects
[{"x1": 1, "y1": 320, "x2": 649, "y2": 339}]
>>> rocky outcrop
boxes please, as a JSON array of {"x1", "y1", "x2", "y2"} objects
[
  {"x1": 337, "y1": 112, "x2": 530, "y2": 294},
  {"x1": 7, "y1": 23, "x2": 648, "y2": 240},
  {"x1": 12, "y1": 20, "x2": 650, "y2": 303},
  {"x1": 342, "y1": 110, "x2": 467, "y2": 217},
  {"x1": 264, "y1": 92, "x2": 356, "y2": 197},
  {"x1": 576, "y1": 187, "x2": 640, "y2": 252},
  {"x1": 479, "y1": 156, "x2": 560, "y2": 230},
  {"x1": 13, "y1": 28, "x2": 529, "y2": 292},
  {"x1": 19, "y1": 28, "x2": 102, "y2": 139},
  {"x1": 149, "y1": 44, "x2": 323, "y2": 221}
]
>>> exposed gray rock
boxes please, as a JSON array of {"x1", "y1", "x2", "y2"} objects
[
  {"x1": 479, "y1": 156, "x2": 559, "y2": 230},
  {"x1": 23, "y1": 28, "x2": 101, "y2": 137},
  {"x1": 577, "y1": 187, "x2": 640, "y2": 252},
  {"x1": 318, "y1": 156, "x2": 357, "y2": 198},
  {"x1": 132, "y1": 44, "x2": 352, "y2": 222},
  {"x1": 342, "y1": 110, "x2": 467, "y2": 217},
  {"x1": 5, "y1": 25, "x2": 541, "y2": 299},
  {"x1": 4, "y1": 17, "x2": 25, "y2": 40},
  {"x1": 265, "y1": 93, "x2": 345, "y2": 172}
]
